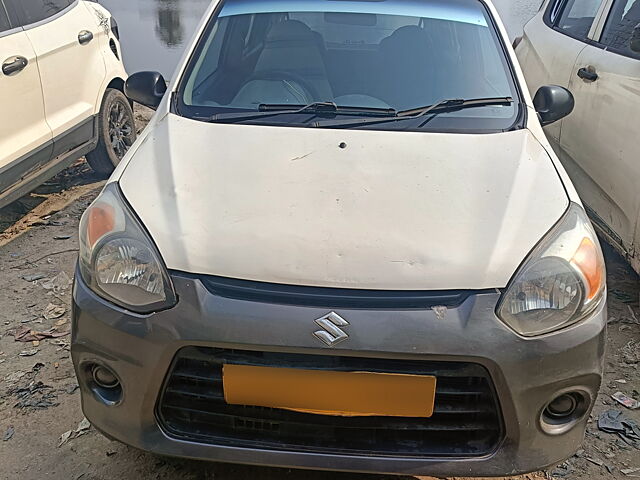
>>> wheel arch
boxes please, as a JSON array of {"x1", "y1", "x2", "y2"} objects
[
  {"x1": 105, "y1": 77, "x2": 134, "y2": 109},
  {"x1": 106, "y1": 77, "x2": 126, "y2": 93}
]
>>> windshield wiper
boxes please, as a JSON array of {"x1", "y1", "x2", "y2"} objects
[
  {"x1": 200, "y1": 101, "x2": 397, "y2": 123},
  {"x1": 260, "y1": 102, "x2": 397, "y2": 116},
  {"x1": 316, "y1": 97, "x2": 514, "y2": 128}
]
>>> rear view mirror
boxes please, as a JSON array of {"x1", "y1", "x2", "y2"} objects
[
  {"x1": 631, "y1": 23, "x2": 640, "y2": 53},
  {"x1": 125, "y1": 71, "x2": 167, "y2": 110},
  {"x1": 533, "y1": 85, "x2": 575, "y2": 127}
]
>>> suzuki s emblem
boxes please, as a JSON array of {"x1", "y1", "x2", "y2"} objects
[{"x1": 313, "y1": 312, "x2": 349, "y2": 346}]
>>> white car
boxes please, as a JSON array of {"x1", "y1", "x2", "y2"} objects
[
  {"x1": 0, "y1": 0, "x2": 135, "y2": 209},
  {"x1": 516, "y1": 0, "x2": 640, "y2": 272},
  {"x1": 72, "y1": 0, "x2": 607, "y2": 476}
]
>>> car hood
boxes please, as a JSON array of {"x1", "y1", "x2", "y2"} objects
[{"x1": 119, "y1": 114, "x2": 568, "y2": 290}]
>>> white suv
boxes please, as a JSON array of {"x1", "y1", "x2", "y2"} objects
[
  {"x1": 0, "y1": 0, "x2": 135, "y2": 209},
  {"x1": 516, "y1": 0, "x2": 640, "y2": 273}
]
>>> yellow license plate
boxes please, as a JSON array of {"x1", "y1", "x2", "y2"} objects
[{"x1": 222, "y1": 364, "x2": 436, "y2": 417}]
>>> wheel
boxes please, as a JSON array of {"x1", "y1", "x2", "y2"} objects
[{"x1": 86, "y1": 88, "x2": 136, "y2": 176}]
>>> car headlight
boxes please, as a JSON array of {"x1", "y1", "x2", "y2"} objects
[
  {"x1": 78, "y1": 183, "x2": 176, "y2": 313},
  {"x1": 496, "y1": 203, "x2": 605, "y2": 337}
]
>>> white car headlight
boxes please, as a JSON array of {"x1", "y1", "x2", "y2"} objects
[
  {"x1": 497, "y1": 203, "x2": 605, "y2": 337},
  {"x1": 78, "y1": 183, "x2": 176, "y2": 313}
]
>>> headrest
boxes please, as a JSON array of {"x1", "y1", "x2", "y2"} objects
[
  {"x1": 266, "y1": 20, "x2": 316, "y2": 43},
  {"x1": 380, "y1": 25, "x2": 430, "y2": 52}
]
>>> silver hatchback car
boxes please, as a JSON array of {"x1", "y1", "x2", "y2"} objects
[{"x1": 71, "y1": 0, "x2": 607, "y2": 476}]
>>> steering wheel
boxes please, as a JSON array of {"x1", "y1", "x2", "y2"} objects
[{"x1": 241, "y1": 70, "x2": 320, "y2": 104}]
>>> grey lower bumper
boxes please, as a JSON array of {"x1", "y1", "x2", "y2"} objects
[{"x1": 71, "y1": 273, "x2": 606, "y2": 477}]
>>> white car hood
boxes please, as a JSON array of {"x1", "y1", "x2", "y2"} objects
[{"x1": 119, "y1": 114, "x2": 568, "y2": 290}]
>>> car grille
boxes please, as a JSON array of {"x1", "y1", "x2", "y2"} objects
[
  {"x1": 175, "y1": 272, "x2": 488, "y2": 309},
  {"x1": 157, "y1": 347, "x2": 504, "y2": 457}
]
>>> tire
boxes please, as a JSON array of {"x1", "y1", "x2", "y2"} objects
[{"x1": 86, "y1": 88, "x2": 136, "y2": 176}]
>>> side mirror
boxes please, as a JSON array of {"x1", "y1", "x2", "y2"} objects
[
  {"x1": 533, "y1": 85, "x2": 575, "y2": 127},
  {"x1": 125, "y1": 71, "x2": 167, "y2": 110},
  {"x1": 631, "y1": 23, "x2": 640, "y2": 53}
]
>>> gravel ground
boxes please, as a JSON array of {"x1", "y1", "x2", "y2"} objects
[{"x1": 0, "y1": 108, "x2": 638, "y2": 480}]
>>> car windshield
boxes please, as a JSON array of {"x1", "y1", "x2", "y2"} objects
[{"x1": 176, "y1": 0, "x2": 521, "y2": 132}]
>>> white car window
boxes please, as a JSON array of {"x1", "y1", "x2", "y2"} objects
[
  {"x1": 556, "y1": 0, "x2": 603, "y2": 39},
  {"x1": 18, "y1": 0, "x2": 72, "y2": 26},
  {"x1": 0, "y1": 2, "x2": 10, "y2": 32},
  {"x1": 600, "y1": 0, "x2": 640, "y2": 58}
]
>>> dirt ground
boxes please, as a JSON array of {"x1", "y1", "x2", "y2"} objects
[{"x1": 0, "y1": 109, "x2": 638, "y2": 480}]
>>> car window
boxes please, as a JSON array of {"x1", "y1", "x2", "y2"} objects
[
  {"x1": 600, "y1": 0, "x2": 640, "y2": 58},
  {"x1": 17, "y1": 0, "x2": 72, "y2": 26},
  {"x1": 178, "y1": 0, "x2": 521, "y2": 133},
  {"x1": 0, "y1": 2, "x2": 11, "y2": 32},
  {"x1": 187, "y1": 17, "x2": 229, "y2": 94},
  {"x1": 556, "y1": 0, "x2": 603, "y2": 39},
  {"x1": 549, "y1": 0, "x2": 565, "y2": 23}
]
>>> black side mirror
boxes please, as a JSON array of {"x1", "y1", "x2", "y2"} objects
[
  {"x1": 533, "y1": 85, "x2": 575, "y2": 127},
  {"x1": 125, "y1": 71, "x2": 167, "y2": 110},
  {"x1": 631, "y1": 23, "x2": 640, "y2": 53}
]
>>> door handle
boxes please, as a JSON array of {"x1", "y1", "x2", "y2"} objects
[
  {"x1": 577, "y1": 67, "x2": 598, "y2": 81},
  {"x1": 78, "y1": 30, "x2": 94, "y2": 45},
  {"x1": 2, "y1": 56, "x2": 28, "y2": 76}
]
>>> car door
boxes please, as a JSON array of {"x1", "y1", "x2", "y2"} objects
[
  {"x1": 17, "y1": 0, "x2": 106, "y2": 152},
  {"x1": 560, "y1": 0, "x2": 640, "y2": 253},
  {"x1": 517, "y1": 0, "x2": 606, "y2": 146},
  {"x1": 0, "y1": 0, "x2": 53, "y2": 197}
]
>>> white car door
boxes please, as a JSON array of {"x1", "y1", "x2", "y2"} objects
[
  {"x1": 560, "y1": 0, "x2": 640, "y2": 253},
  {"x1": 0, "y1": 1, "x2": 53, "y2": 195},
  {"x1": 18, "y1": 0, "x2": 106, "y2": 141},
  {"x1": 516, "y1": 0, "x2": 607, "y2": 145}
]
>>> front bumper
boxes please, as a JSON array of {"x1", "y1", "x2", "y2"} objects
[{"x1": 71, "y1": 272, "x2": 606, "y2": 477}]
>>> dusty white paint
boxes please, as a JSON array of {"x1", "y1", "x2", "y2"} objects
[
  {"x1": 109, "y1": 0, "x2": 589, "y2": 290},
  {"x1": 118, "y1": 115, "x2": 569, "y2": 289}
]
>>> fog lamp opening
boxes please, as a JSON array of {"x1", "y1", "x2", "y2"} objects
[
  {"x1": 83, "y1": 363, "x2": 123, "y2": 406},
  {"x1": 540, "y1": 391, "x2": 590, "y2": 435}
]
